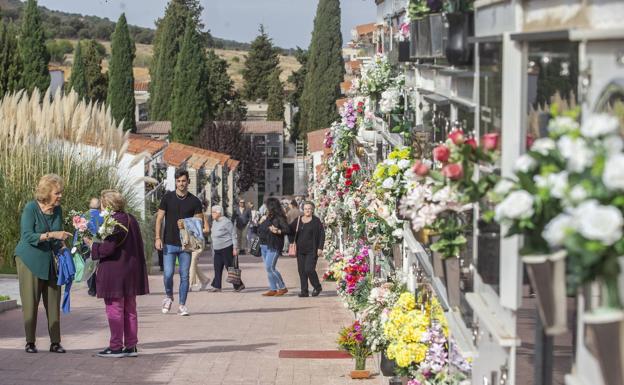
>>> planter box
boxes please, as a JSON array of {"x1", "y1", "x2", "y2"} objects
[
  {"x1": 0, "y1": 299, "x2": 18, "y2": 313},
  {"x1": 445, "y1": 12, "x2": 474, "y2": 65},
  {"x1": 429, "y1": 13, "x2": 446, "y2": 58}
]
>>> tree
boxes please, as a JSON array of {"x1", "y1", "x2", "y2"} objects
[
  {"x1": 266, "y1": 69, "x2": 285, "y2": 122},
  {"x1": 67, "y1": 39, "x2": 87, "y2": 99},
  {"x1": 241, "y1": 25, "x2": 280, "y2": 101},
  {"x1": 19, "y1": 0, "x2": 50, "y2": 94},
  {"x1": 0, "y1": 21, "x2": 22, "y2": 97},
  {"x1": 170, "y1": 18, "x2": 208, "y2": 144},
  {"x1": 83, "y1": 39, "x2": 107, "y2": 103},
  {"x1": 149, "y1": 0, "x2": 203, "y2": 121},
  {"x1": 107, "y1": 13, "x2": 136, "y2": 132},
  {"x1": 196, "y1": 121, "x2": 259, "y2": 192},
  {"x1": 288, "y1": 47, "x2": 308, "y2": 142},
  {"x1": 205, "y1": 50, "x2": 246, "y2": 121},
  {"x1": 299, "y1": 0, "x2": 344, "y2": 134}
]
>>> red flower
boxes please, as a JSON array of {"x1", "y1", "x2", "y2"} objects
[
  {"x1": 433, "y1": 145, "x2": 450, "y2": 163},
  {"x1": 412, "y1": 160, "x2": 430, "y2": 177},
  {"x1": 448, "y1": 130, "x2": 465, "y2": 145},
  {"x1": 345, "y1": 180, "x2": 353, "y2": 187},
  {"x1": 465, "y1": 138, "x2": 477, "y2": 150},
  {"x1": 352, "y1": 164, "x2": 361, "y2": 171},
  {"x1": 526, "y1": 133, "x2": 535, "y2": 150},
  {"x1": 442, "y1": 163, "x2": 464, "y2": 180},
  {"x1": 482, "y1": 133, "x2": 499, "y2": 151}
]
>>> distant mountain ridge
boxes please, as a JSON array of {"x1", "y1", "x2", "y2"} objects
[{"x1": 0, "y1": 0, "x2": 260, "y2": 51}]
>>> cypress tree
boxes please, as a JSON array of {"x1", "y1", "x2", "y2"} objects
[
  {"x1": 67, "y1": 40, "x2": 87, "y2": 99},
  {"x1": 83, "y1": 39, "x2": 107, "y2": 103},
  {"x1": 300, "y1": 0, "x2": 345, "y2": 133},
  {"x1": 19, "y1": 0, "x2": 50, "y2": 94},
  {"x1": 107, "y1": 13, "x2": 136, "y2": 132},
  {"x1": 149, "y1": 0, "x2": 203, "y2": 121},
  {"x1": 241, "y1": 25, "x2": 280, "y2": 101},
  {"x1": 205, "y1": 50, "x2": 246, "y2": 121},
  {"x1": 170, "y1": 18, "x2": 208, "y2": 144},
  {"x1": 0, "y1": 21, "x2": 22, "y2": 97},
  {"x1": 266, "y1": 69, "x2": 285, "y2": 122}
]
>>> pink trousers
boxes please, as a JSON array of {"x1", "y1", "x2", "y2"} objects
[{"x1": 104, "y1": 296, "x2": 138, "y2": 350}]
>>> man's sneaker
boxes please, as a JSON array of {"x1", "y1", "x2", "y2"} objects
[
  {"x1": 207, "y1": 287, "x2": 221, "y2": 293},
  {"x1": 178, "y1": 305, "x2": 190, "y2": 316},
  {"x1": 97, "y1": 347, "x2": 125, "y2": 358},
  {"x1": 123, "y1": 346, "x2": 138, "y2": 357},
  {"x1": 161, "y1": 297, "x2": 173, "y2": 314}
]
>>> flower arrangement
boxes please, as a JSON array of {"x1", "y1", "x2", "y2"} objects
[
  {"x1": 337, "y1": 245, "x2": 373, "y2": 313},
  {"x1": 337, "y1": 320, "x2": 373, "y2": 371},
  {"x1": 495, "y1": 113, "x2": 624, "y2": 308},
  {"x1": 98, "y1": 207, "x2": 128, "y2": 239},
  {"x1": 372, "y1": 146, "x2": 414, "y2": 199},
  {"x1": 396, "y1": 22, "x2": 411, "y2": 42},
  {"x1": 358, "y1": 279, "x2": 406, "y2": 352},
  {"x1": 343, "y1": 163, "x2": 362, "y2": 190},
  {"x1": 341, "y1": 99, "x2": 358, "y2": 131},
  {"x1": 359, "y1": 55, "x2": 394, "y2": 99},
  {"x1": 380, "y1": 88, "x2": 402, "y2": 114}
]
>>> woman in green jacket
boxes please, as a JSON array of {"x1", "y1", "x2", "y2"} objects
[{"x1": 14, "y1": 174, "x2": 72, "y2": 354}]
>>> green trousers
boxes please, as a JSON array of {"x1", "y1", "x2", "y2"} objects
[{"x1": 16, "y1": 257, "x2": 61, "y2": 344}]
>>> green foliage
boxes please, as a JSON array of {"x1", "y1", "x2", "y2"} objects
[
  {"x1": 242, "y1": 25, "x2": 280, "y2": 101},
  {"x1": 19, "y1": 0, "x2": 50, "y2": 94},
  {"x1": 82, "y1": 39, "x2": 107, "y2": 103},
  {"x1": 266, "y1": 68, "x2": 285, "y2": 122},
  {"x1": 231, "y1": 56, "x2": 240, "y2": 63},
  {"x1": 170, "y1": 18, "x2": 209, "y2": 144},
  {"x1": 205, "y1": 50, "x2": 246, "y2": 121},
  {"x1": 0, "y1": 21, "x2": 22, "y2": 97},
  {"x1": 430, "y1": 214, "x2": 467, "y2": 259},
  {"x1": 107, "y1": 14, "x2": 136, "y2": 132},
  {"x1": 299, "y1": 0, "x2": 344, "y2": 134},
  {"x1": 149, "y1": 0, "x2": 204, "y2": 121},
  {"x1": 67, "y1": 39, "x2": 87, "y2": 99},
  {"x1": 46, "y1": 39, "x2": 73, "y2": 63},
  {"x1": 0, "y1": 295, "x2": 10, "y2": 301}
]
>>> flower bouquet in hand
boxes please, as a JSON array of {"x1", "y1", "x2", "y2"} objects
[
  {"x1": 337, "y1": 320, "x2": 372, "y2": 377},
  {"x1": 96, "y1": 207, "x2": 127, "y2": 241}
]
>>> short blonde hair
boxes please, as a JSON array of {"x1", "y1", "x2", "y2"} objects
[
  {"x1": 100, "y1": 189, "x2": 126, "y2": 212},
  {"x1": 35, "y1": 174, "x2": 64, "y2": 203}
]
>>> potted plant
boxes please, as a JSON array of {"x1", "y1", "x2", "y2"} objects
[
  {"x1": 337, "y1": 320, "x2": 373, "y2": 379},
  {"x1": 444, "y1": 0, "x2": 474, "y2": 65}
]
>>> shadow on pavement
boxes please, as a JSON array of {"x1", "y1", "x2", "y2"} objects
[{"x1": 192, "y1": 307, "x2": 310, "y2": 315}]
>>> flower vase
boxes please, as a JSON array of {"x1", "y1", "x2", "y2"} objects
[
  {"x1": 523, "y1": 250, "x2": 567, "y2": 335},
  {"x1": 443, "y1": 256, "x2": 461, "y2": 308},
  {"x1": 380, "y1": 351, "x2": 397, "y2": 376},
  {"x1": 584, "y1": 309, "x2": 624, "y2": 385},
  {"x1": 361, "y1": 128, "x2": 376, "y2": 143},
  {"x1": 350, "y1": 355, "x2": 370, "y2": 379}
]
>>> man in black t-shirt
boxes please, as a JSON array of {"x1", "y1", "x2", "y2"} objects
[{"x1": 155, "y1": 169, "x2": 203, "y2": 316}]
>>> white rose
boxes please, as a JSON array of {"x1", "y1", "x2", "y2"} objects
[
  {"x1": 530, "y1": 138, "x2": 556, "y2": 155},
  {"x1": 568, "y1": 185, "x2": 588, "y2": 203},
  {"x1": 543, "y1": 214, "x2": 573, "y2": 247},
  {"x1": 397, "y1": 159, "x2": 411, "y2": 170},
  {"x1": 494, "y1": 179, "x2": 515, "y2": 196},
  {"x1": 557, "y1": 136, "x2": 594, "y2": 173},
  {"x1": 581, "y1": 114, "x2": 620, "y2": 138},
  {"x1": 514, "y1": 154, "x2": 537, "y2": 173},
  {"x1": 549, "y1": 172, "x2": 568, "y2": 199},
  {"x1": 548, "y1": 116, "x2": 579, "y2": 136},
  {"x1": 573, "y1": 200, "x2": 623, "y2": 245},
  {"x1": 603, "y1": 153, "x2": 624, "y2": 191},
  {"x1": 496, "y1": 190, "x2": 534, "y2": 220},
  {"x1": 386, "y1": 158, "x2": 397, "y2": 166},
  {"x1": 382, "y1": 177, "x2": 395, "y2": 189},
  {"x1": 392, "y1": 228, "x2": 404, "y2": 238},
  {"x1": 602, "y1": 135, "x2": 624, "y2": 155}
]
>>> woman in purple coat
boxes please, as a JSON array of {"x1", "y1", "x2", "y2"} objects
[{"x1": 85, "y1": 190, "x2": 149, "y2": 358}]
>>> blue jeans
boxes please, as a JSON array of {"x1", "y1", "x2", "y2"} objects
[
  {"x1": 163, "y1": 244, "x2": 191, "y2": 305},
  {"x1": 261, "y1": 245, "x2": 286, "y2": 290}
]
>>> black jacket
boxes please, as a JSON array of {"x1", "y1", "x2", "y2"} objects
[
  {"x1": 289, "y1": 215, "x2": 325, "y2": 254},
  {"x1": 232, "y1": 207, "x2": 251, "y2": 229},
  {"x1": 258, "y1": 215, "x2": 291, "y2": 251}
]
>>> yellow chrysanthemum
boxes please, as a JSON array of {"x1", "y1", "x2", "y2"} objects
[
  {"x1": 373, "y1": 166, "x2": 386, "y2": 180},
  {"x1": 396, "y1": 292, "x2": 416, "y2": 311},
  {"x1": 398, "y1": 147, "x2": 411, "y2": 160},
  {"x1": 387, "y1": 164, "x2": 400, "y2": 176}
]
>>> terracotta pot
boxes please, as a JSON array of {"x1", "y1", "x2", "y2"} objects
[
  {"x1": 584, "y1": 309, "x2": 624, "y2": 385},
  {"x1": 380, "y1": 351, "x2": 397, "y2": 376},
  {"x1": 350, "y1": 370, "x2": 371, "y2": 379},
  {"x1": 523, "y1": 250, "x2": 567, "y2": 335}
]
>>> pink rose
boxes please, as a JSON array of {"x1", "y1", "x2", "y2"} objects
[
  {"x1": 482, "y1": 133, "x2": 499, "y2": 151},
  {"x1": 412, "y1": 160, "x2": 430, "y2": 177},
  {"x1": 465, "y1": 138, "x2": 477, "y2": 150},
  {"x1": 448, "y1": 130, "x2": 465, "y2": 145},
  {"x1": 442, "y1": 163, "x2": 464, "y2": 180},
  {"x1": 433, "y1": 145, "x2": 450, "y2": 163}
]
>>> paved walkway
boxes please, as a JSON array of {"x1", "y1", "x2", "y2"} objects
[{"x1": 0, "y1": 253, "x2": 384, "y2": 385}]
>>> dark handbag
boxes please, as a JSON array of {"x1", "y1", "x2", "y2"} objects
[
  {"x1": 226, "y1": 253, "x2": 242, "y2": 285},
  {"x1": 249, "y1": 235, "x2": 261, "y2": 257}
]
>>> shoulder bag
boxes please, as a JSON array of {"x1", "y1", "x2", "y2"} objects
[{"x1": 288, "y1": 216, "x2": 300, "y2": 257}]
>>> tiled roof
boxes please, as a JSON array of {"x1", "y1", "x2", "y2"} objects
[
  {"x1": 136, "y1": 121, "x2": 171, "y2": 135},
  {"x1": 127, "y1": 134, "x2": 167, "y2": 156},
  {"x1": 335, "y1": 98, "x2": 347, "y2": 110},
  {"x1": 355, "y1": 23, "x2": 376, "y2": 37},
  {"x1": 164, "y1": 142, "x2": 237, "y2": 171},
  {"x1": 307, "y1": 128, "x2": 329, "y2": 154},
  {"x1": 240, "y1": 120, "x2": 284, "y2": 134},
  {"x1": 340, "y1": 80, "x2": 352, "y2": 95},
  {"x1": 134, "y1": 81, "x2": 150, "y2": 92}
]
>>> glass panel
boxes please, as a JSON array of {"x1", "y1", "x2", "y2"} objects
[
  {"x1": 267, "y1": 159, "x2": 281, "y2": 169},
  {"x1": 268, "y1": 146, "x2": 280, "y2": 158},
  {"x1": 267, "y1": 134, "x2": 281, "y2": 145}
]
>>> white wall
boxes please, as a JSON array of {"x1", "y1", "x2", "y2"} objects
[{"x1": 117, "y1": 153, "x2": 146, "y2": 219}]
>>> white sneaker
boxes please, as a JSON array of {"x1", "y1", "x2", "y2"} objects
[
  {"x1": 200, "y1": 282, "x2": 209, "y2": 291},
  {"x1": 161, "y1": 297, "x2": 173, "y2": 314},
  {"x1": 178, "y1": 305, "x2": 189, "y2": 316}
]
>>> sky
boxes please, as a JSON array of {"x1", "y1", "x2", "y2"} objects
[{"x1": 36, "y1": 0, "x2": 377, "y2": 49}]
